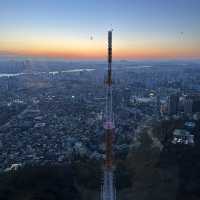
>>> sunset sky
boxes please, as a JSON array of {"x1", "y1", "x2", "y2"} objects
[{"x1": 0, "y1": 0, "x2": 200, "y2": 60}]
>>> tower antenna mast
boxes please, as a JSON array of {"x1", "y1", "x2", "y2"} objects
[{"x1": 101, "y1": 30, "x2": 116, "y2": 200}]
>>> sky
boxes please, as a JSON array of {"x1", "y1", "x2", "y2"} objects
[{"x1": 0, "y1": 0, "x2": 200, "y2": 60}]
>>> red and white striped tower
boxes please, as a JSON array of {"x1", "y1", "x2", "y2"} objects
[{"x1": 101, "y1": 30, "x2": 116, "y2": 200}]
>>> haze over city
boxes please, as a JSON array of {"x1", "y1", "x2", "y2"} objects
[{"x1": 0, "y1": 0, "x2": 200, "y2": 60}]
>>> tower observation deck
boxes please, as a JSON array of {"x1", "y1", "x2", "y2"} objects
[{"x1": 101, "y1": 30, "x2": 116, "y2": 200}]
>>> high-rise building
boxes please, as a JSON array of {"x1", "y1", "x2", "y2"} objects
[
  {"x1": 168, "y1": 94, "x2": 179, "y2": 115},
  {"x1": 156, "y1": 94, "x2": 161, "y2": 119},
  {"x1": 184, "y1": 94, "x2": 200, "y2": 115},
  {"x1": 123, "y1": 87, "x2": 131, "y2": 105},
  {"x1": 184, "y1": 98, "x2": 193, "y2": 114}
]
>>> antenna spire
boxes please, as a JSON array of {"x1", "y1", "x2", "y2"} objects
[{"x1": 101, "y1": 30, "x2": 116, "y2": 200}]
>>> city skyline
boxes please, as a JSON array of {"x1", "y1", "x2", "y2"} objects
[{"x1": 0, "y1": 0, "x2": 200, "y2": 60}]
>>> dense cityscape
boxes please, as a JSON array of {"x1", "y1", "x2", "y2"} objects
[{"x1": 0, "y1": 59, "x2": 200, "y2": 173}]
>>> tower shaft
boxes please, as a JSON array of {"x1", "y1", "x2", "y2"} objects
[
  {"x1": 104, "y1": 30, "x2": 114, "y2": 169},
  {"x1": 101, "y1": 30, "x2": 116, "y2": 200}
]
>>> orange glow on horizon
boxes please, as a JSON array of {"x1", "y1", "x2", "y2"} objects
[
  {"x1": 0, "y1": 46, "x2": 200, "y2": 60},
  {"x1": 0, "y1": 35, "x2": 199, "y2": 60}
]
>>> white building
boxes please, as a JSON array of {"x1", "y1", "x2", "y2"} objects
[{"x1": 172, "y1": 129, "x2": 194, "y2": 145}]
